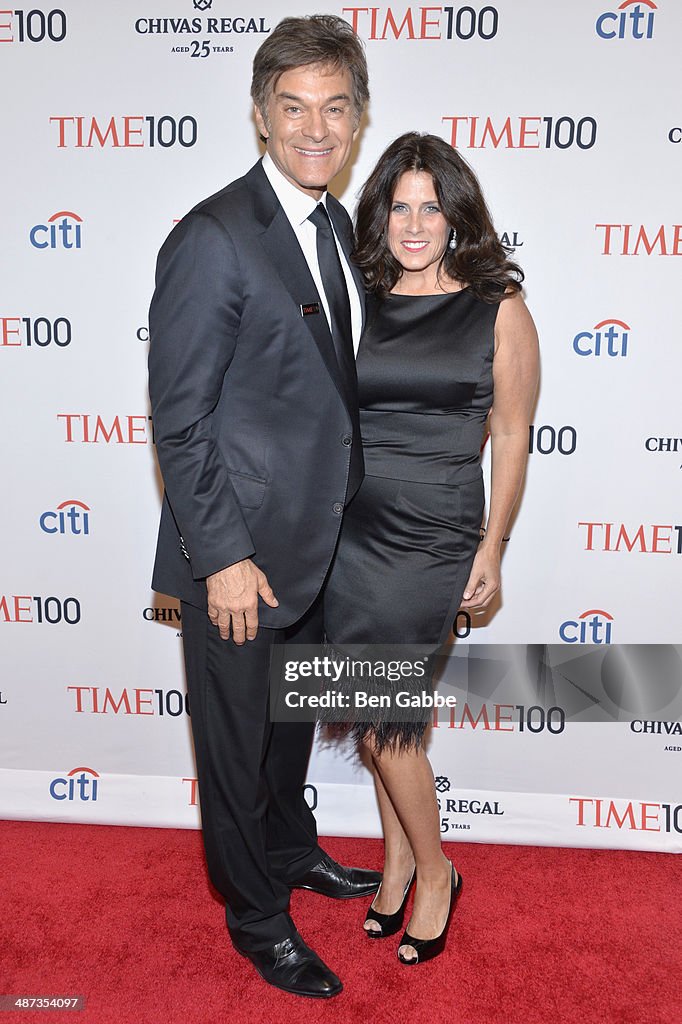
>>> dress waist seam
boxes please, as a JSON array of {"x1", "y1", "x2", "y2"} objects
[{"x1": 361, "y1": 469, "x2": 483, "y2": 486}]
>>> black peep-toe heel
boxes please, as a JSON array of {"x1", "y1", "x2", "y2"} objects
[
  {"x1": 397, "y1": 863, "x2": 462, "y2": 964},
  {"x1": 364, "y1": 868, "x2": 416, "y2": 939}
]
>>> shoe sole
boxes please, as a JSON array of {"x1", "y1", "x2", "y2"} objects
[
  {"x1": 290, "y1": 883, "x2": 381, "y2": 899},
  {"x1": 365, "y1": 923, "x2": 403, "y2": 938},
  {"x1": 235, "y1": 949, "x2": 343, "y2": 999},
  {"x1": 254, "y1": 970, "x2": 342, "y2": 998}
]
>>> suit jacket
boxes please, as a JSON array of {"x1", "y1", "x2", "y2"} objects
[{"x1": 148, "y1": 159, "x2": 365, "y2": 626}]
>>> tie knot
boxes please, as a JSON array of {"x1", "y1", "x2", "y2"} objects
[{"x1": 309, "y1": 203, "x2": 331, "y2": 232}]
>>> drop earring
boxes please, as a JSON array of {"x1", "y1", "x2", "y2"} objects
[{"x1": 448, "y1": 229, "x2": 457, "y2": 251}]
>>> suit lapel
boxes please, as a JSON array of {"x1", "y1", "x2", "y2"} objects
[{"x1": 247, "y1": 163, "x2": 352, "y2": 413}]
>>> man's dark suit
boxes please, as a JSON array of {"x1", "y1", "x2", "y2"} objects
[{"x1": 148, "y1": 160, "x2": 365, "y2": 951}]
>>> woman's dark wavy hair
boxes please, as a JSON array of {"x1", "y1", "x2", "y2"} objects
[{"x1": 354, "y1": 132, "x2": 523, "y2": 302}]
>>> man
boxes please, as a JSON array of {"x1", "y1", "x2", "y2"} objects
[{"x1": 148, "y1": 15, "x2": 379, "y2": 1000}]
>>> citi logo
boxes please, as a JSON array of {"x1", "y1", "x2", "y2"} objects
[
  {"x1": 50, "y1": 115, "x2": 197, "y2": 149},
  {"x1": 595, "y1": 223, "x2": 682, "y2": 255},
  {"x1": 596, "y1": 0, "x2": 656, "y2": 40},
  {"x1": 49, "y1": 766, "x2": 99, "y2": 802},
  {"x1": 30, "y1": 211, "x2": 82, "y2": 250},
  {"x1": 573, "y1": 319, "x2": 629, "y2": 357},
  {"x1": 342, "y1": 5, "x2": 499, "y2": 40},
  {"x1": 559, "y1": 609, "x2": 613, "y2": 644},
  {"x1": 443, "y1": 115, "x2": 597, "y2": 150},
  {"x1": 39, "y1": 500, "x2": 90, "y2": 536},
  {"x1": 578, "y1": 521, "x2": 682, "y2": 553}
]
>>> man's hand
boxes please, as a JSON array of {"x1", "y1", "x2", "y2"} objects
[{"x1": 206, "y1": 559, "x2": 279, "y2": 644}]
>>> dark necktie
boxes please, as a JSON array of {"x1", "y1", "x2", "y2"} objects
[
  {"x1": 308, "y1": 202, "x2": 363, "y2": 499},
  {"x1": 308, "y1": 203, "x2": 354, "y2": 368}
]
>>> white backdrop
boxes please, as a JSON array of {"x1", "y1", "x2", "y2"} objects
[{"x1": 1, "y1": 0, "x2": 681, "y2": 852}]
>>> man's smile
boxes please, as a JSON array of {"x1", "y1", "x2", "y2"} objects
[{"x1": 293, "y1": 146, "x2": 335, "y2": 157}]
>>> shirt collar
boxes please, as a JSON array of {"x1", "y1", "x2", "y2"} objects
[{"x1": 262, "y1": 151, "x2": 328, "y2": 227}]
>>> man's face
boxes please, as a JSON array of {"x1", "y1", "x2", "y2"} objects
[{"x1": 255, "y1": 64, "x2": 359, "y2": 199}]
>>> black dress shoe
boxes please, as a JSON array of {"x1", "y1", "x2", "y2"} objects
[
  {"x1": 290, "y1": 851, "x2": 382, "y2": 899},
  {"x1": 236, "y1": 932, "x2": 342, "y2": 998}
]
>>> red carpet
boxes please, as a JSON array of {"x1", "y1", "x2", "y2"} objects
[{"x1": 1, "y1": 821, "x2": 679, "y2": 1024}]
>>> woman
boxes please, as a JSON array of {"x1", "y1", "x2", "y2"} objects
[{"x1": 323, "y1": 132, "x2": 539, "y2": 964}]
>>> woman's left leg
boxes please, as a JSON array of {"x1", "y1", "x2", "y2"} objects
[{"x1": 368, "y1": 740, "x2": 456, "y2": 960}]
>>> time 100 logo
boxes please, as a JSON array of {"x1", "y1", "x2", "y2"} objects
[
  {"x1": 528, "y1": 425, "x2": 577, "y2": 456},
  {"x1": 2, "y1": 9, "x2": 67, "y2": 42}
]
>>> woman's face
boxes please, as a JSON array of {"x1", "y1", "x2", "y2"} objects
[{"x1": 387, "y1": 170, "x2": 450, "y2": 277}]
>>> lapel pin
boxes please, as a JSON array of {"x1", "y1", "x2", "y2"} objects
[{"x1": 300, "y1": 302, "x2": 320, "y2": 317}]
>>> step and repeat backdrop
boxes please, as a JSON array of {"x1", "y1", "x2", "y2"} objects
[{"x1": 1, "y1": 0, "x2": 680, "y2": 852}]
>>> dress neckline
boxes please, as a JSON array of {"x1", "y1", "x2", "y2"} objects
[{"x1": 386, "y1": 287, "x2": 470, "y2": 298}]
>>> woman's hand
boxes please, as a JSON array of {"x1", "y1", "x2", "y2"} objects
[
  {"x1": 459, "y1": 544, "x2": 501, "y2": 610},
  {"x1": 459, "y1": 291, "x2": 538, "y2": 615}
]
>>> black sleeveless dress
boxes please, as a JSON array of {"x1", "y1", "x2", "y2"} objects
[{"x1": 322, "y1": 288, "x2": 497, "y2": 747}]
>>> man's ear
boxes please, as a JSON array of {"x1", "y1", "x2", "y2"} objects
[{"x1": 254, "y1": 105, "x2": 268, "y2": 141}]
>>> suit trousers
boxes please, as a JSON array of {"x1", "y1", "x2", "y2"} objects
[{"x1": 180, "y1": 593, "x2": 325, "y2": 952}]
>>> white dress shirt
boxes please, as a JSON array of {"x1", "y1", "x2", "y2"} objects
[{"x1": 262, "y1": 151, "x2": 362, "y2": 356}]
